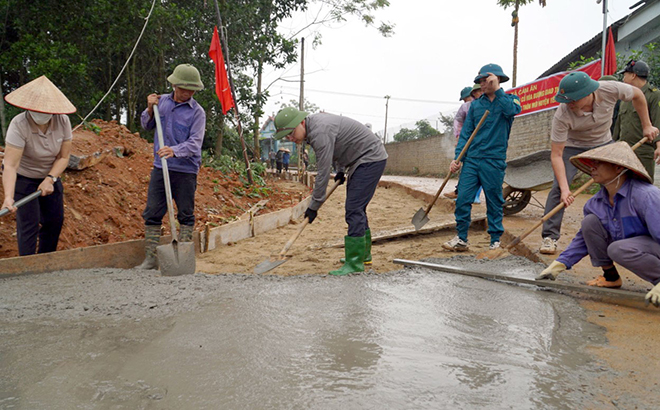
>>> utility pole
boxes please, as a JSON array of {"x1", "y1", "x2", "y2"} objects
[
  {"x1": 298, "y1": 38, "x2": 305, "y2": 178},
  {"x1": 599, "y1": 0, "x2": 608, "y2": 77},
  {"x1": 383, "y1": 95, "x2": 390, "y2": 143}
]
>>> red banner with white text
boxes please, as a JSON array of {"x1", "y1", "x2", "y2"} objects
[{"x1": 507, "y1": 59, "x2": 604, "y2": 117}]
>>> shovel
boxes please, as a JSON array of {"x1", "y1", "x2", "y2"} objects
[
  {"x1": 0, "y1": 190, "x2": 42, "y2": 217},
  {"x1": 411, "y1": 110, "x2": 490, "y2": 230},
  {"x1": 478, "y1": 135, "x2": 652, "y2": 260},
  {"x1": 152, "y1": 105, "x2": 196, "y2": 276},
  {"x1": 254, "y1": 179, "x2": 342, "y2": 274}
]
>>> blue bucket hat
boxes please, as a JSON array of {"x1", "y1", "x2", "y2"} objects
[
  {"x1": 474, "y1": 63, "x2": 510, "y2": 84},
  {"x1": 555, "y1": 72, "x2": 600, "y2": 104},
  {"x1": 459, "y1": 86, "x2": 473, "y2": 101}
]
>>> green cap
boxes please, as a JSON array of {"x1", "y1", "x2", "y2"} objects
[
  {"x1": 555, "y1": 71, "x2": 599, "y2": 104},
  {"x1": 474, "y1": 63, "x2": 510, "y2": 84},
  {"x1": 598, "y1": 75, "x2": 618, "y2": 82},
  {"x1": 167, "y1": 64, "x2": 204, "y2": 91},
  {"x1": 459, "y1": 86, "x2": 473, "y2": 101},
  {"x1": 274, "y1": 107, "x2": 309, "y2": 139}
]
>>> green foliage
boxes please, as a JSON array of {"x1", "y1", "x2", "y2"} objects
[
  {"x1": 439, "y1": 112, "x2": 455, "y2": 135},
  {"x1": 279, "y1": 98, "x2": 320, "y2": 113},
  {"x1": 393, "y1": 119, "x2": 440, "y2": 142},
  {"x1": 567, "y1": 55, "x2": 596, "y2": 71}
]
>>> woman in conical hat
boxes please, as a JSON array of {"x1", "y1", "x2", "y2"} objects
[
  {"x1": 536, "y1": 142, "x2": 660, "y2": 307},
  {"x1": 2, "y1": 76, "x2": 76, "y2": 256}
]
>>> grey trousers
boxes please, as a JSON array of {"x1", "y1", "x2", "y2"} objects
[
  {"x1": 542, "y1": 142, "x2": 612, "y2": 240},
  {"x1": 582, "y1": 214, "x2": 660, "y2": 285}
]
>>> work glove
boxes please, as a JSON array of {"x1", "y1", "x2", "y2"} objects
[
  {"x1": 304, "y1": 208, "x2": 318, "y2": 224},
  {"x1": 535, "y1": 261, "x2": 566, "y2": 281},
  {"x1": 645, "y1": 282, "x2": 660, "y2": 308},
  {"x1": 334, "y1": 172, "x2": 346, "y2": 185}
]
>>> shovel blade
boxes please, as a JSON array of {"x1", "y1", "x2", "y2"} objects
[
  {"x1": 411, "y1": 208, "x2": 430, "y2": 231},
  {"x1": 157, "y1": 241, "x2": 196, "y2": 276},
  {"x1": 253, "y1": 256, "x2": 289, "y2": 274}
]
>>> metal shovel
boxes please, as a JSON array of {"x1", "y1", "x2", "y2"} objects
[
  {"x1": 0, "y1": 190, "x2": 42, "y2": 217},
  {"x1": 254, "y1": 180, "x2": 342, "y2": 274},
  {"x1": 153, "y1": 105, "x2": 196, "y2": 276},
  {"x1": 411, "y1": 110, "x2": 489, "y2": 230}
]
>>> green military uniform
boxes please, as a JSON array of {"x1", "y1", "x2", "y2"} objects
[{"x1": 614, "y1": 82, "x2": 660, "y2": 181}]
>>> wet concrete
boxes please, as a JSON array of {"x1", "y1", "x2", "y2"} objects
[{"x1": 0, "y1": 260, "x2": 616, "y2": 409}]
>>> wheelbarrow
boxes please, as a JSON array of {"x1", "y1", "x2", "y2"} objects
[{"x1": 502, "y1": 149, "x2": 554, "y2": 215}]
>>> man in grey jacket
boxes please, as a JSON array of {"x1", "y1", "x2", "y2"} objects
[{"x1": 274, "y1": 107, "x2": 388, "y2": 275}]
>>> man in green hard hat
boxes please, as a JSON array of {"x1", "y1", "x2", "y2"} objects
[
  {"x1": 135, "y1": 64, "x2": 206, "y2": 270},
  {"x1": 539, "y1": 70, "x2": 660, "y2": 255},
  {"x1": 273, "y1": 107, "x2": 388, "y2": 276},
  {"x1": 613, "y1": 59, "x2": 660, "y2": 182}
]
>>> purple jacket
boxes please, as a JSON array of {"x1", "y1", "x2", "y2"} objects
[
  {"x1": 557, "y1": 178, "x2": 660, "y2": 269},
  {"x1": 141, "y1": 93, "x2": 206, "y2": 174}
]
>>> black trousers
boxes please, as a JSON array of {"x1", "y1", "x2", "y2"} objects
[
  {"x1": 345, "y1": 159, "x2": 387, "y2": 237},
  {"x1": 15, "y1": 174, "x2": 64, "y2": 256},
  {"x1": 142, "y1": 167, "x2": 197, "y2": 227}
]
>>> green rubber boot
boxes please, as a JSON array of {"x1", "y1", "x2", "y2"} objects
[
  {"x1": 179, "y1": 224, "x2": 194, "y2": 242},
  {"x1": 330, "y1": 235, "x2": 365, "y2": 276},
  {"x1": 340, "y1": 229, "x2": 372, "y2": 265},
  {"x1": 136, "y1": 225, "x2": 161, "y2": 270}
]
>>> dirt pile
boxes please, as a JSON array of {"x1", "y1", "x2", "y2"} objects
[{"x1": 0, "y1": 119, "x2": 309, "y2": 258}]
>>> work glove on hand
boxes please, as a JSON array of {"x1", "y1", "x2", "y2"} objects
[
  {"x1": 304, "y1": 208, "x2": 318, "y2": 224},
  {"x1": 645, "y1": 282, "x2": 660, "y2": 308},
  {"x1": 535, "y1": 261, "x2": 566, "y2": 281},
  {"x1": 334, "y1": 172, "x2": 346, "y2": 185}
]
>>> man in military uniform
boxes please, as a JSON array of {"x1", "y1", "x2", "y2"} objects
[{"x1": 614, "y1": 59, "x2": 660, "y2": 181}]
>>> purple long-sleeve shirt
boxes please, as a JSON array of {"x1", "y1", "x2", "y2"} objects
[
  {"x1": 557, "y1": 178, "x2": 660, "y2": 269},
  {"x1": 141, "y1": 93, "x2": 206, "y2": 174},
  {"x1": 454, "y1": 101, "x2": 471, "y2": 139}
]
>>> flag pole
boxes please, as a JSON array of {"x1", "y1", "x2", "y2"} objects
[
  {"x1": 213, "y1": 0, "x2": 254, "y2": 185},
  {"x1": 600, "y1": 0, "x2": 608, "y2": 77}
]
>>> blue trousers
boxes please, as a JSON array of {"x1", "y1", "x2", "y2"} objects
[
  {"x1": 142, "y1": 167, "x2": 197, "y2": 227},
  {"x1": 345, "y1": 159, "x2": 387, "y2": 237},
  {"x1": 455, "y1": 158, "x2": 506, "y2": 243}
]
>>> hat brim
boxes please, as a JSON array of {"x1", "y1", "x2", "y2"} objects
[
  {"x1": 275, "y1": 111, "x2": 308, "y2": 139},
  {"x1": 474, "y1": 73, "x2": 510, "y2": 84},
  {"x1": 554, "y1": 79, "x2": 599, "y2": 104},
  {"x1": 569, "y1": 141, "x2": 652, "y2": 183},
  {"x1": 167, "y1": 74, "x2": 204, "y2": 91},
  {"x1": 5, "y1": 76, "x2": 77, "y2": 114}
]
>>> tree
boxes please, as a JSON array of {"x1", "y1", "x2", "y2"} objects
[
  {"x1": 279, "y1": 98, "x2": 320, "y2": 113},
  {"x1": 393, "y1": 119, "x2": 440, "y2": 142},
  {"x1": 439, "y1": 113, "x2": 455, "y2": 135},
  {"x1": 496, "y1": 0, "x2": 547, "y2": 87}
]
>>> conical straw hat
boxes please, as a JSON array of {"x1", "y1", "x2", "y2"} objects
[
  {"x1": 570, "y1": 141, "x2": 652, "y2": 183},
  {"x1": 4, "y1": 76, "x2": 76, "y2": 114}
]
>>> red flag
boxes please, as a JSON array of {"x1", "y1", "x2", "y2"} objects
[
  {"x1": 209, "y1": 26, "x2": 235, "y2": 114},
  {"x1": 604, "y1": 26, "x2": 617, "y2": 76}
]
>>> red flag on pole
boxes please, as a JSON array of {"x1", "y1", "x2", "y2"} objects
[
  {"x1": 604, "y1": 26, "x2": 617, "y2": 76},
  {"x1": 209, "y1": 26, "x2": 235, "y2": 114}
]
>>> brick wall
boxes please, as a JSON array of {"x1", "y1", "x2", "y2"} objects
[{"x1": 384, "y1": 108, "x2": 556, "y2": 176}]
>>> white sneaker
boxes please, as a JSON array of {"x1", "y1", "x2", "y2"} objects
[
  {"x1": 539, "y1": 237, "x2": 557, "y2": 254},
  {"x1": 489, "y1": 241, "x2": 501, "y2": 250},
  {"x1": 443, "y1": 236, "x2": 469, "y2": 252}
]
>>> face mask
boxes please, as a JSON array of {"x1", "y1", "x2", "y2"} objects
[{"x1": 28, "y1": 111, "x2": 53, "y2": 125}]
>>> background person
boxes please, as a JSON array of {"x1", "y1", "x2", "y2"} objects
[
  {"x1": 2, "y1": 76, "x2": 75, "y2": 256},
  {"x1": 274, "y1": 107, "x2": 387, "y2": 276},
  {"x1": 539, "y1": 71, "x2": 660, "y2": 255},
  {"x1": 283, "y1": 148, "x2": 290, "y2": 172},
  {"x1": 613, "y1": 59, "x2": 660, "y2": 181},
  {"x1": 135, "y1": 64, "x2": 206, "y2": 270},
  {"x1": 535, "y1": 142, "x2": 660, "y2": 306}
]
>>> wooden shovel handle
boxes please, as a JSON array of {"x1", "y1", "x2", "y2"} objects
[
  {"x1": 506, "y1": 136, "x2": 651, "y2": 250},
  {"x1": 424, "y1": 110, "x2": 490, "y2": 214},
  {"x1": 277, "y1": 179, "x2": 342, "y2": 257}
]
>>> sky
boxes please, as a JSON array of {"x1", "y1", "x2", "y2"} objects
[{"x1": 260, "y1": 0, "x2": 637, "y2": 142}]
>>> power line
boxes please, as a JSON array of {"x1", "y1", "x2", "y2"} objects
[{"x1": 279, "y1": 86, "x2": 460, "y2": 105}]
